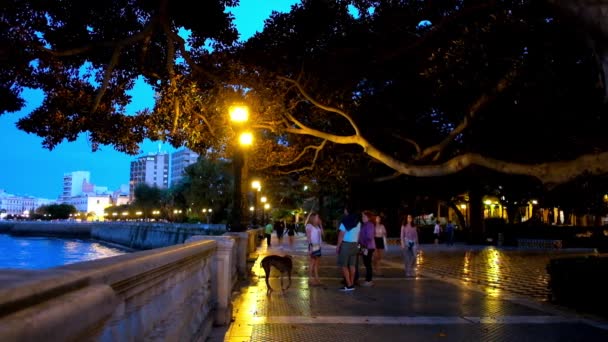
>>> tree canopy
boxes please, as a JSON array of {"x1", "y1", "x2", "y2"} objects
[{"x1": 2, "y1": 0, "x2": 607, "y2": 187}]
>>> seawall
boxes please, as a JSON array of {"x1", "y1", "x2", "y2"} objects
[
  {"x1": 90, "y1": 222, "x2": 226, "y2": 250},
  {"x1": 0, "y1": 221, "x2": 227, "y2": 250}
]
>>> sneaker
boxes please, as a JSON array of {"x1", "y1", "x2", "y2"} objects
[
  {"x1": 339, "y1": 286, "x2": 349, "y2": 291},
  {"x1": 345, "y1": 285, "x2": 355, "y2": 291},
  {"x1": 361, "y1": 281, "x2": 374, "y2": 287}
]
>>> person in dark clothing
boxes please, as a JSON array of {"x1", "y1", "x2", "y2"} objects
[
  {"x1": 274, "y1": 220, "x2": 285, "y2": 246},
  {"x1": 286, "y1": 221, "x2": 296, "y2": 248}
]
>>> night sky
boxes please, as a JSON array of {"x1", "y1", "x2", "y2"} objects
[{"x1": 0, "y1": 0, "x2": 300, "y2": 199}]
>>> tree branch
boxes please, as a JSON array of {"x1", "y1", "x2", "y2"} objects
[
  {"x1": 277, "y1": 140, "x2": 328, "y2": 174},
  {"x1": 377, "y1": 2, "x2": 496, "y2": 63},
  {"x1": 195, "y1": 113, "x2": 216, "y2": 137},
  {"x1": 391, "y1": 133, "x2": 421, "y2": 156},
  {"x1": 91, "y1": 46, "x2": 122, "y2": 113},
  {"x1": 38, "y1": 19, "x2": 158, "y2": 57},
  {"x1": 165, "y1": 29, "x2": 220, "y2": 82},
  {"x1": 262, "y1": 140, "x2": 327, "y2": 170},
  {"x1": 279, "y1": 76, "x2": 361, "y2": 136},
  {"x1": 284, "y1": 111, "x2": 608, "y2": 185},
  {"x1": 418, "y1": 67, "x2": 517, "y2": 161},
  {"x1": 373, "y1": 172, "x2": 403, "y2": 182}
]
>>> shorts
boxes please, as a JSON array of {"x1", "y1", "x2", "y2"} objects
[
  {"x1": 337, "y1": 242, "x2": 358, "y2": 267},
  {"x1": 374, "y1": 237, "x2": 385, "y2": 250}
]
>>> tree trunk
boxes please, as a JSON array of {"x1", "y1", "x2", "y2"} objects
[
  {"x1": 469, "y1": 185, "x2": 484, "y2": 244},
  {"x1": 446, "y1": 201, "x2": 467, "y2": 229}
]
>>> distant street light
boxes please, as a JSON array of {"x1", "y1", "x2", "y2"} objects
[
  {"x1": 262, "y1": 202, "x2": 271, "y2": 225},
  {"x1": 201, "y1": 208, "x2": 212, "y2": 224}
]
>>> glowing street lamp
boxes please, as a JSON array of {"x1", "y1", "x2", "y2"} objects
[
  {"x1": 239, "y1": 131, "x2": 253, "y2": 147},
  {"x1": 229, "y1": 104, "x2": 252, "y2": 232},
  {"x1": 251, "y1": 180, "x2": 261, "y2": 190},
  {"x1": 229, "y1": 105, "x2": 249, "y2": 123}
]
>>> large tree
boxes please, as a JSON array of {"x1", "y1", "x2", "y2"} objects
[{"x1": 2, "y1": 0, "x2": 607, "y2": 188}]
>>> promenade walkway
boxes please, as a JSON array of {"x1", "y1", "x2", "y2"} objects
[{"x1": 210, "y1": 233, "x2": 608, "y2": 341}]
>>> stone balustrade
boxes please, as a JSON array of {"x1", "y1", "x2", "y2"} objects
[{"x1": 0, "y1": 227, "x2": 264, "y2": 341}]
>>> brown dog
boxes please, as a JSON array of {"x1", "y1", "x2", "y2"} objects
[{"x1": 261, "y1": 255, "x2": 293, "y2": 294}]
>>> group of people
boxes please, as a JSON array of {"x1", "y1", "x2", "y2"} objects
[
  {"x1": 305, "y1": 207, "x2": 420, "y2": 291},
  {"x1": 263, "y1": 220, "x2": 298, "y2": 248},
  {"x1": 433, "y1": 219, "x2": 455, "y2": 245}
]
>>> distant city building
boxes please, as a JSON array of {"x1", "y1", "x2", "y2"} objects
[
  {"x1": 57, "y1": 171, "x2": 126, "y2": 220},
  {"x1": 63, "y1": 194, "x2": 112, "y2": 218},
  {"x1": 61, "y1": 171, "x2": 91, "y2": 201},
  {"x1": 0, "y1": 190, "x2": 54, "y2": 217},
  {"x1": 171, "y1": 148, "x2": 199, "y2": 187},
  {"x1": 129, "y1": 152, "x2": 169, "y2": 201},
  {"x1": 112, "y1": 186, "x2": 130, "y2": 206}
]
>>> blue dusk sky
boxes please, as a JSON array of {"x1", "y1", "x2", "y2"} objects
[{"x1": 0, "y1": 0, "x2": 300, "y2": 199}]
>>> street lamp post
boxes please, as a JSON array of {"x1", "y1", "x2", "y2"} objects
[
  {"x1": 229, "y1": 105, "x2": 253, "y2": 232},
  {"x1": 260, "y1": 196, "x2": 267, "y2": 225},
  {"x1": 263, "y1": 203, "x2": 270, "y2": 226},
  {"x1": 251, "y1": 180, "x2": 261, "y2": 226}
]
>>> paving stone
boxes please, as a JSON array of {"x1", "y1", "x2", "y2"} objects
[{"x1": 214, "y1": 233, "x2": 608, "y2": 341}]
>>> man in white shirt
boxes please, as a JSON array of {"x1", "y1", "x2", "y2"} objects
[{"x1": 433, "y1": 220, "x2": 441, "y2": 245}]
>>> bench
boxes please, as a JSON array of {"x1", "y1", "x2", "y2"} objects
[{"x1": 517, "y1": 238, "x2": 563, "y2": 249}]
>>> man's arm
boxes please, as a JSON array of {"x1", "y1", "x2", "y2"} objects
[{"x1": 336, "y1": 229, "x2": 345, "y2": 254}]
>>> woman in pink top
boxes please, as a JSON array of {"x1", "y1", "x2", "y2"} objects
[
  {"x1": 306, "y1": 213, "x2": 323, "y2": 286},
  {"x1": 400, "y1": 214, "x2": 419, "y2": 277}
]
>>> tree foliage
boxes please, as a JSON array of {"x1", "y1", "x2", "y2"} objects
[
  {"x1": 176, "y1": 157, "x2": 232, "y2": 222},
  {"x1": 2, "y1": 0, "x2": 608, "y2": 188},
  {"x1": 35, "y1": 203, "x2": 77, "y2": 219},
  {"x1": 132, "y1": 183, "x2": 164, "y2": 213}
]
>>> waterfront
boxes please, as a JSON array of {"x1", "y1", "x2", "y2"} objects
[{"x1": 0, "y1": 234, "x2": 126, "y2": 269}]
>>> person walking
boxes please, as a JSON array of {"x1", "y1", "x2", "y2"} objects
[
  {"x1": 433, "y1": 220, "x2": 441, "y2": 245},
  {"x1": 445, "y1": 220, "x2": 455, "y2": 246},
  {"x1": 373, "y1": 215, "x2": 387, "y2": 276},
  {"x1": 359, "y1": 210, "x2": 377, "y2": 286},
  {"x1": 274, "y1": 219, "x2": 285, "y2": 246},
  {"x1": 286, "y1": 219, "x2": 296, "y2": 248},
  {"x1": 400, "y1": 214, "x2": 419, "y2": 277},
  {"x1": 306, "y1": 213, "x2": 323, "y2": 286},
  {"x1": 264, "y1": 221, "x2": 273, "y2": 247},
  {"x1": 336, "y1": 206, "x2": 360, "y2": 291}
]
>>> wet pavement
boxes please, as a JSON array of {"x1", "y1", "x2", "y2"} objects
[{"x1": 209, "y1": 234, "x2": 608, "y2": 341}]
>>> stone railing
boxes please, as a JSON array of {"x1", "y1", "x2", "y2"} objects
[
  {"x1": 225, "y1": 227, "x2": 264, "y2": 277},
  {"x1": 90, "y1": 222, "x2": 226, "y2": 250},
  {"x1": 0, "y1": 236, "x2": 240, "y2": 341}
]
